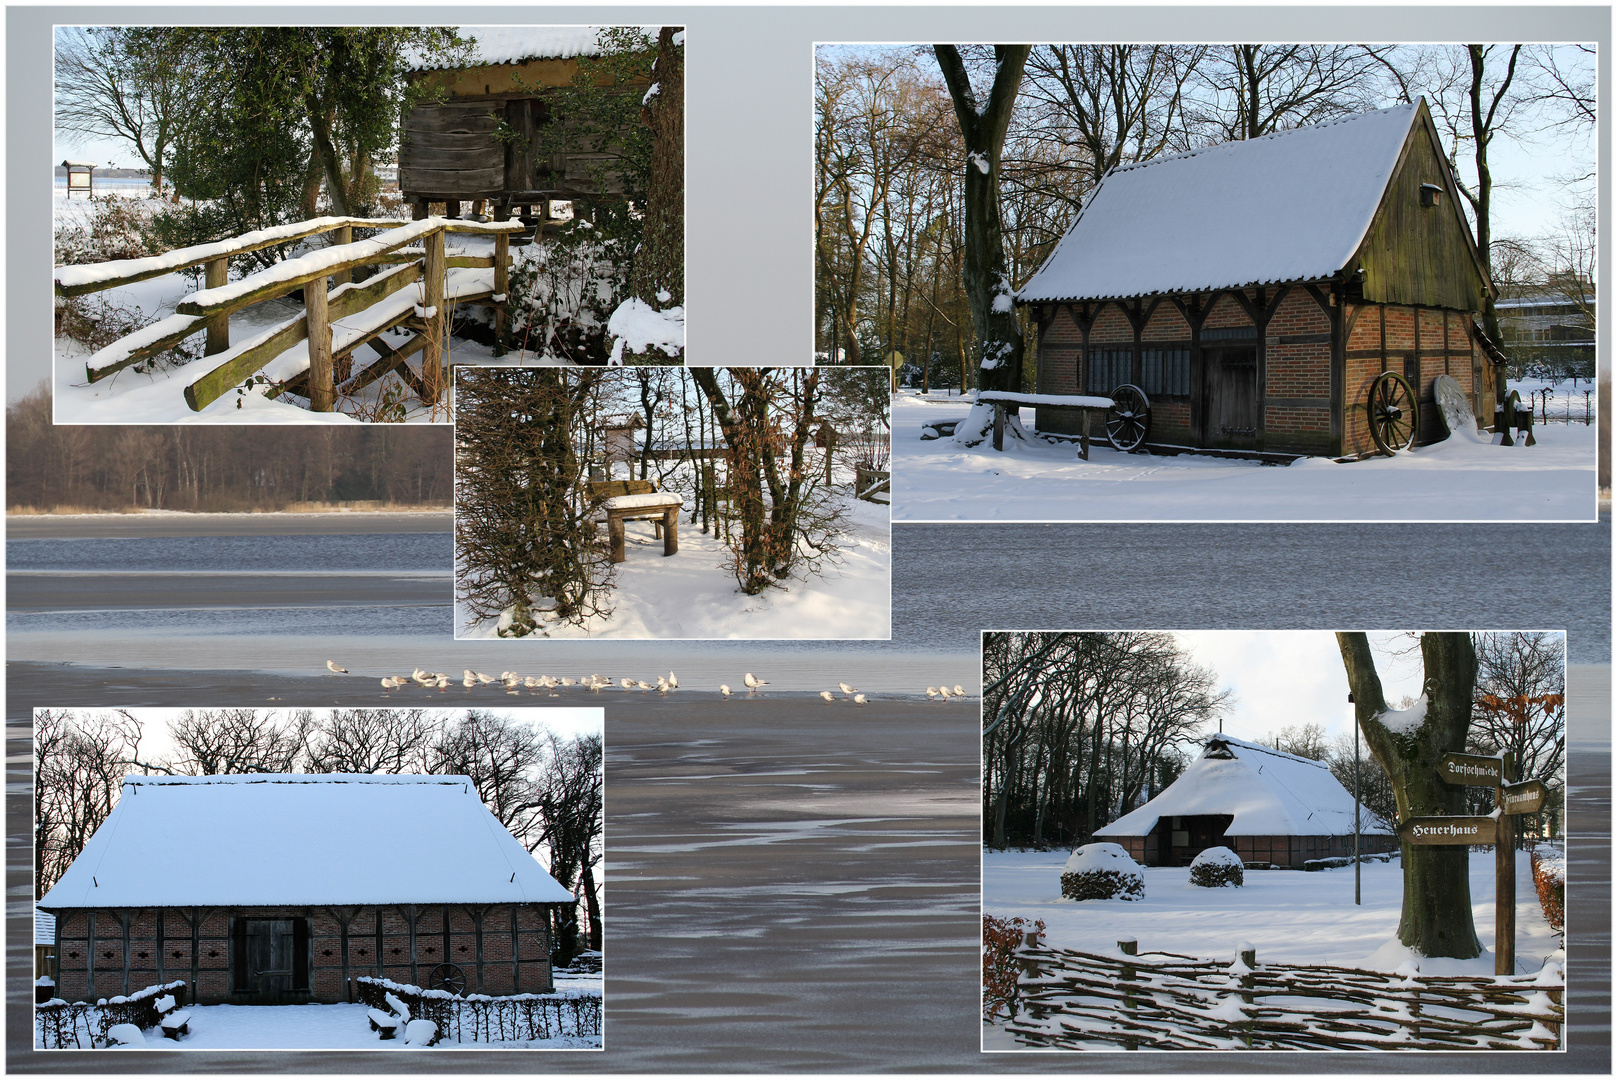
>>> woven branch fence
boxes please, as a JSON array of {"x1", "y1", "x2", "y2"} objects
[
  {"x1": 356, "y1": 976, "x2": 601, "y2": 1044},
  {"x1": 1005, "y1": 936, "x2": 1563, "y2": 1052},
  {"x1": 36, "y1": 980, "x2": 188, "y2": 1049}
]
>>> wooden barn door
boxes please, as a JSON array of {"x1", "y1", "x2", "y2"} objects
[
  {"x1": 234, "y1": 918, "x2": 309, "y2": 1002},
  {"x1": 1202, "y1": 347, "x2": 1260, "y2": 450}
]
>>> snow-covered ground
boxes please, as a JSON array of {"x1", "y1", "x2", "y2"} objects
[
  {"x1": 983, "y1": 845, "x2": 1563, "y2": 980},
  {"x1": 894, "y1": 387, "x2": 1598, "y2": 522},
  {"x1": 53, "y1": 190, "x2": 573, "y2": 424},
  {"x1": 458, "y1": 474, "x2": 891, "y2": 639},
  {"x1": 42, "y1": 997, "x2": 601, "y2": 1051}
]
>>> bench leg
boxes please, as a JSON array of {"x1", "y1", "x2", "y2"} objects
[
  {"x1": 608, "y1": 516, "x2": 626, "y2": 563},
  {"x1": 993, "y1": 404, "x2": 1005, "y2": 451},
  {"x1": 1079, "y1": 433, "x2": 1089, "y2": 461},
  {"x1": 663, "y1": 508, "x2": 678, "y2": 557}
]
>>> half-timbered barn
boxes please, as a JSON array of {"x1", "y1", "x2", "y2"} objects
[
  {"x1": 1017, "y1": 100, "x2": 1500, "y2": 457},
  {"x1": 400, "y1": 27, "x2": 642, "y2": 223},
  {"x1": 1094, "y1": 735, "x2": 1395, "y2": 869},
  {"x1": 38, "y1": 774, "x2": 573, "y2": 1006}
]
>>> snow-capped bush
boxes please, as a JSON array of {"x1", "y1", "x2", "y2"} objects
[
  {"x1": 504, "y1": 216, "x2": 634, "y2": 363},
  {"x1": 1060, "y1": 842, "x2": 1144, "y2": 901},
  {"x1": 1189, "y1": 845, "x2": 1244, "y2": 888}
]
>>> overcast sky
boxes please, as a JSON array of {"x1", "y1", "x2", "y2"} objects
[{"x1": 1170, "y1": 631, "x2": 1432, "y2": 746}]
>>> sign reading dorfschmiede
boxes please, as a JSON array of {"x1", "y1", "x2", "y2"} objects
[
  {"x1": 1436, "y1": 752, "x2": 1503, "y2": 786},
  {"x1": 1397, "y1": 815, "x2": 1498, "y2": 846}
]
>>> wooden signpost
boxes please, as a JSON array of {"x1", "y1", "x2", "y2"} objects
[{"x1": 1400, "y1": 752, "x2": 1531, "y2": 976}]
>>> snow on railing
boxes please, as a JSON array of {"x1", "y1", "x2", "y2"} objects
[
  {"x1": 355, "y1": 975, "x2": 600, "y2": 1044},
  {"x1": 1002, "y1": 939, "x2": 1563, "y2": 1052}
]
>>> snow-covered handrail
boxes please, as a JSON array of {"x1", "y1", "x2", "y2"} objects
[{"x1": 977, "y1": 390, "x2": 1115, "y2": 409}]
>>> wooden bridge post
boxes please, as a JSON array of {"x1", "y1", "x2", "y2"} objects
[
  {"x1": 331, "y1": 225, "x2": 353, "y2": 287},
  {"x1": 493, "y1": 230, "x2": 510, "y2": 356},
  {"x1": 306, "y1": 274, "x2": 334, "y2": 412},
  {"x1": 204, "y1": 258, "x2": 229, "y2": 356},
  {"x1": 422, "y1": 227, "x2": 446, "y2": 405},
  {"x1": 1118, "y1": 937, "x2": 1138, "y2": 1051}
]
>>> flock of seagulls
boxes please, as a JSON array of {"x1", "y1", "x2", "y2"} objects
[{"x1": 327, "y1": 662, "x2": 971, "y2": 702}]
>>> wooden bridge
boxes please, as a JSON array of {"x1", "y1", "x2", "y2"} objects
[{"x1": 54, "y1": 215, "x2": 521, "y2": 414}]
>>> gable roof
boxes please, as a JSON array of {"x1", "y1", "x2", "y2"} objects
[
  {"x1": 1095, "y1": 734, "x2": 1389, "y2": 838},
  {"x1": 1018, "y1": 103, "x2": 1425, "y2": 303},
  {"x1": 38, "y1": 774, "x2": 574, "y2": 910}
]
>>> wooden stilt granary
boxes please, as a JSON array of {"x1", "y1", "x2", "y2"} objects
[{"x1": 1017, "y1": 100, "x2": 1503, "y2": 458}]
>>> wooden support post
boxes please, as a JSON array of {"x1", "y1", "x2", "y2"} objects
[
  {"x1": 204, "y1": 258, "x2": 229, "y2": 356},
  {"x1": 411, "y1": 199, "x2": 427, "y2": 221},
  {"x1": 1496, "y1": 752, "x2": 1516, "y2": 976},
  {"x1": 1118, "y1": 937, "x2": 1138, "y2": 1051},
  {"x1": 662, "y1": 507, "x2": 679, "y2": 557},
  {"x1": 446, "y1": 199, "x2": 460, "y2": 220},
  {"x1": 306, "y1": 274, "x2": 334, "y2": 412},
  {"x1": 992, "y1": 403, "x2": 1005, "y2": 451},
  {"x1": 493, "y1": 230, "x2": 510, "y2": 356},
  {"x1": 608, "y1": 515, "x2": 626, "y2": 563},
  {"x1": 330, "y1": 225, "x2": 353, "y2": 287},
  {"x1": 1238, "y1": 944, "x2": 1257, "y2": 1048},
  {"x1": 421, "y1": 228, "x2": 445, "y2": 405}
]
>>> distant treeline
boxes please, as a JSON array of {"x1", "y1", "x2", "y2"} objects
[{"x1": 7, "y1": 385, "x2": 452, "y2": 512}]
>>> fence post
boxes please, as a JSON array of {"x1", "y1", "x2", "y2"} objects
[
  {"x1": 422, "y1": 226, "x2": 446, "y2": 405},
  {"x1": 1239, "y1": 945, "x2": 1256, "y2": 1049},
  {"x1": 331, "y1": 224, "x2": 353, "y2": 287},
  {"x1": 204, "y1": 257, "x2": 229, "y2": 355},
  {"x1": 493, "y1": 230, "x2": 510, "y2": 356},
  {"x1": 306, "y1": 274, "x2": 334, "y2": 412},
  {"x1": 1118, "y1": 937, "x2": 1138, "y2": 1051}
]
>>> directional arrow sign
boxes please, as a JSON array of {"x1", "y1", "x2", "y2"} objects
[
  {"x1": 1437, "y1": 753, "x2": 1502, "y2": 786},
  {"x1": 1398, "y1": 816, "x2": 1498, "y2": 846},
  {"x1": 1500, "y1": 779, "x2": 1548, "y2": 816}
]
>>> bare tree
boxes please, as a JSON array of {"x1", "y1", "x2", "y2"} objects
[
  {"x1": 54, "y1": 27, "x2": 196, "y2": 194},
  {"x1": 1193, "y1": 44, "x2": 1406, "y2": 142},
  {"x1": 167, "y1": 708, "x2": 309, "y2": 774},
  {"x1": 1337, "y1": 632, "x2": 1481, "y2": 959},
  {"x1": 34, "y1": 710, "x2": 142, "y2": 897},
  {"x1": 303, "y1": 709, "x2": 440, "y2": 774},
  {"x1": 530, "y1": 732, "x2": 604, "y2": 957},
  {"x1": 626, "y1": 27, "x2": 684, "y2": 327},
  {"x1": 1469, "y1": 632, "x2": 1566, "y2": 839}
]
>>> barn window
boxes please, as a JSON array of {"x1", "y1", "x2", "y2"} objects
[
  {"x1": 1142, "y1": 347, "x2": 1191, "y2": 397},
  {"x1": 1085, "y1": 346, "x2": 1132, "y2": 393}
]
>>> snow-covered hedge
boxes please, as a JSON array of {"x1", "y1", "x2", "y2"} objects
[
  {"x1": 355, "y1": 975, "x2": 600, "y2": 1044},
  {"x1": 1188, "y1": 846, "x2": 1244, "y2": 888},
  {"x1": 35, "y1": 979, "x2": 187, "y2": 1049},
  {"x1": 1060, "y1": 842, "x2": 1145, "y2": 902}
]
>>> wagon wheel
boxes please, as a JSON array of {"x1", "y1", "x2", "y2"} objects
[
  {"x1": 1505, "y1": 389, "x2": 1524, "y2": 428},
  {"x1": 426, "y1": 963, "x2": 467, "y2": 996},
  {"x1": 1367, "y1": 371, "x2": 1418, "y2": 455},
  {"x1": 1105, "y1": 384, "x2": 1151, "y2": 452}
]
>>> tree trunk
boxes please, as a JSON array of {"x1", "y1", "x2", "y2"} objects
[
  {"x1": 630, "y1": 27, "x2": 685, "y2": 310},
  {"x1": 1337, "y1": 632, "x2": 1482, "y2": 958},
  {"x1": 934, "y1": 45, "x2": 1029, "y2": 394}
]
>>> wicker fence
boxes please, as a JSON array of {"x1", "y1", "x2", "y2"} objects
[
  {"x1": 36, "y1": 980, "x2": 188, "y2": 1049},
  {"x1": 1006, "y1": 936, "x2": 1563, "y2": 1052},
  {"x1": 355, "y1": 976, "x2": 601, "y2": 1044}
]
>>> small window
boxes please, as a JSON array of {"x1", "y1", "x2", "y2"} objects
[
  {"x1": 1142, "y1": 347, "x2": 1191, "y2": 398},
  {"x1": 1085, "y1": 347, "x2": 1131, "y2": 393}
]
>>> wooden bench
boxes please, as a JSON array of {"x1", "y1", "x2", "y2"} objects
[
  {"x1": 977, "y1": 391, "x2": 1115, "y2": 459},
  {"x1": 367, "y1": 1007, "x2": 400, "y2": 1039},
  {"x1": 160, "y1": 1009, "x2": 192, "y2": 1040},
  {"x1": 591, "y1": 481, "x2": 685, "y2": 565}
]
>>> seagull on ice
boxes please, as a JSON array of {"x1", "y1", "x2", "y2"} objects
[
  {"x1": 744, "y1": 672, "x2": 769, "y2": 690},
  {"x1": 938, "y1": 686, "x2": 952, "y2": 701},
  {"x1": 621, "y1": 677, "x2": 637, "y2": 691},
  {"x1": 820, "y1": 691, "x2": 835, "y2": 702},
  {"x1": 477, "y1": 672, "x2": 496, "y2": 684},
  {"x1": 953, "y1": 685, "x2": 967, "y2": 697},
  {"x1": 381, "y1": 677, "x2": 398, "y2": 690},
  {"x1": 637, "y1": 680, "x2": 655, "y2": 691},
  {"x1": 464, "y1": 674, "x2": 477, "y2": 688},
  {"x1": 926, "y1": 687, "x2": 939, "y2": 698},
  {"x1": 667, "y1": 670, "x2": 679, "y2": 689},
  {"x1": 853, "y1": 693, "x2": 867, "y2": 706},
  {"x1": 327, "y1": 661, "x2": 349, "y2": 674},
  {"x1": 719, "y1": 684, "x2": 732, "y2": 698},
  {"x1": 838, "y1": 682, "x2": 856, "y2": 697}
]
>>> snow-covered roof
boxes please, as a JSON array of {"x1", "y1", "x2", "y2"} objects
[
  {"x1": 407, "y1": 26, "x2": 650, "y2": 71},
  {"x1": 36, "y1": 909, "x2": 55, "y2": 946},
  {"x1": 1018, "y1": 103, "x2": 1421, "y2": 303},
  {"x1": 38, "y1": 774, "x2": 574, "y2": 909},
  {"x1": 1096, "y1": 734, "x2": 1389, "y2": 838}
]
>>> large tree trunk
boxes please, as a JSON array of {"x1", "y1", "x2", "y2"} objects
[
  {"x1": 631, "y1": 27, "x2": 685, "y2": 310},
  {"x1": 934, "y1": 45, "x2": 1029, "y2": 394},
  {"x1": 1337, "y1": 632, "x2": 1481, "y2": 959},
  {"x1": 1467, "y1": 45, "x2": 1521, "y2": 413}
]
